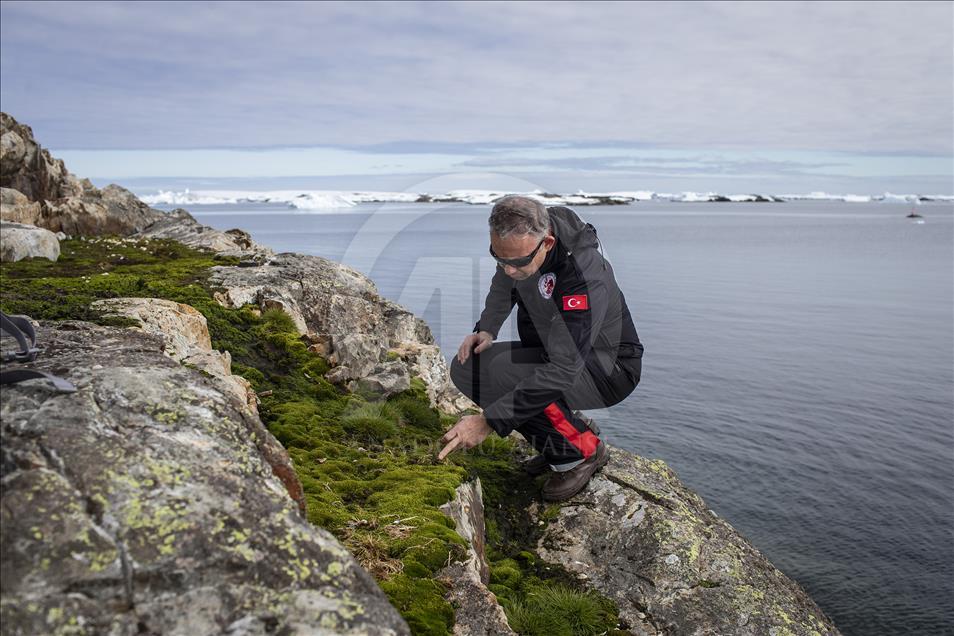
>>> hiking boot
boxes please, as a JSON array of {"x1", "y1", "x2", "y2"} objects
[
  {"x1": 521, "y1": 453, "x2": 552, "y2": 477},
  {"x1": 541, "y1": 442, "x2": 610, "y2": 502}
]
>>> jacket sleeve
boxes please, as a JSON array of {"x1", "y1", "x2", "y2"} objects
[
  {"x1": 482, "y1": 274, "x2": 610, "y2": 437},
  {"x1": 473, "y1": 265, "x2": 517, "y2": 339}
]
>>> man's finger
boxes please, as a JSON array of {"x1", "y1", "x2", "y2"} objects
[
  {"x1": 458, "y1": 338, "x2": 474, "y2": 364},
  {"x1": 440, "y1": 426, "x2": 459, "y2": 444},
  {"x1": 437, "y1": 436, "x2": 462, "y2": 460}
]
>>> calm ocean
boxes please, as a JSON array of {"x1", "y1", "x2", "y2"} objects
[{"x1": 157, "y1": 200, "x2": 954, "y2": 635}]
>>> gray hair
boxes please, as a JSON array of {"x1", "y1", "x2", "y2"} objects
[{"x1": 489, "y1": 195, "x2": 551, "y2": 239}]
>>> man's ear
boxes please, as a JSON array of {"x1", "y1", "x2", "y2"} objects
[{"x1": 544, "y1": 234, "x2": 557, "y2": 250}]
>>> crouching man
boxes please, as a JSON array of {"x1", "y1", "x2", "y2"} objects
[{"x1": 438, "y1": 195, "x2": 643, "y2": 502}]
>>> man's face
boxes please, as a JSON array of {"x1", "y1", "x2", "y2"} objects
[{"x1": 490, "y1": 231, "x2": 556, "y2": 280}]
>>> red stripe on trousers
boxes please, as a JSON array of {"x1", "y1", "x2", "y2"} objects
[{"x1": 543, "y1": 403, "x2": 600, "y2": 459}]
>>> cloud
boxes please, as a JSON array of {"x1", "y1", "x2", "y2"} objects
[
  {"x1": 454, "y1": 153, "x2": 845, "y2": 176},
  {"x1": 1, "y1": 1, "x2": 951, "y2": 155}
]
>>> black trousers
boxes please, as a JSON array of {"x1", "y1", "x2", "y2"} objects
[{"x1": 450, "y1": 341, "x2": 641, "y2": 467}]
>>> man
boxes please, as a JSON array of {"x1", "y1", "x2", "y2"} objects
[{"x1": 439, "y1": 195, "x2": 643, "y2": 502}]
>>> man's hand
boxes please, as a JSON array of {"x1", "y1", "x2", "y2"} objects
[
  {"x1": 457, "y1": 331, "x2": 493, "y2": 364},
  {"x1": 437, "y1": 414, "x2": 492, "y2": 460}
]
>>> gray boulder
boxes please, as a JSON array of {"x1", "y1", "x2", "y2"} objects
[
  {"x1": 0, "y1": 220, "x2": 60, "y2": 262},
  {"x1": 0, "y1": 321, "x2": 409, "y2": 635},
  {"x1": 529, "y1": 442, "x2": 841, "y2": 635}
]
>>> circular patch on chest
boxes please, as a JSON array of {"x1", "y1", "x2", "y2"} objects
[{"x1": 538, "y1": 272, "x2": 556, "y2": 299}]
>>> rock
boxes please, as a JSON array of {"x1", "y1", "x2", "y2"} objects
[
  {"x1": 438, "y1": 479, "x2": 515, "y2": 636},
  {"x1": 1, "y1": 114, "x2": 167, "y2": 236},
  {"x1": 389, "y1": 342, "x2": 476, "y2": 413},
  {"x1": 530, "y1": 442, "x2": 841, "y2": 635},
  {"x1": 331, "y1": 333, "x2": 389, "y2": 378},
  {"x1": 208, "y1": 253, "x2": 467, "y2": 412},
  {"x1": 381, "y1": 298, "x2": 434, "y2": 345},
  {"x1": 0, "y1": 172, "x2": 164, "y2": 239},
  {"x1": 88, "y1": 297, "x2": 259, "y2": 419},
  {"x1": 31, "y1": 182, "x2": 164, "y2": 237},
  {"x1": 209, "y1": 253, "x2": 388, "y2": 337},
  {"x1": 91, "y1": 297, "x2": 212, "y2": 357},
  {"x1": 0, "y1": 187, "x2": 42, "y2": 225},
  {"x1": 0, "y1": 112, "x2": 83, "y2": 201},
  {"x1": 0, "y1": 321, "x2": 409, "y2": 635},
  {"x1": 348, "y1": 361, "x2": 411, "y2": 400},
  {"x1": 0, "y1": 221, "x2": 60, "y2": 262},
  {"x1": 136, "y1": 208, "x2": 273, "y2": 260}
]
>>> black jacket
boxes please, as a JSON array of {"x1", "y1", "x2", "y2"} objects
[{"x1": 473, "y1": 206, "x2": 643, "y2": 436}]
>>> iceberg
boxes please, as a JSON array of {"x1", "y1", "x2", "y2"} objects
[
  {"x1": 288, "y1": 193, "x2": 356, "y2": 210},
  {"x1": 138, "y1": 188, "x2": 952, "y2": 208}
]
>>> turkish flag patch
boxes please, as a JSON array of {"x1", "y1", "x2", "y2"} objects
[{"x1": 562, "y1": 294, "x2": 589, "y2": 311}]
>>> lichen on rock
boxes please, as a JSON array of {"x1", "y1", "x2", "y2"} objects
[
  {"x1": 529, "y1": 442, "x2": 841, "y2": 635},
  {"x1": 0, "y1": 322, "x2": 409, "y2": 635}
]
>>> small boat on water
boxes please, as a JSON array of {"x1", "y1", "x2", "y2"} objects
[{"x1": 907, "y1": 198, "x2": 924, "y2": 221}]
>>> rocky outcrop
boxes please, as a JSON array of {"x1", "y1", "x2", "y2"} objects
[
  {"x1": 89, "y1": 297, "x2": 259, "y2": 418},
  {"x1": 0, "y1": 220, "x2": 60, "y2": 262},
  {"x1": 0, "y1": 321, "x2": 410, "y2": 635},
  {"x1": 208, "y1": 253, "x2": 474, "y2": 409},
  {"x1": 527, "y1": 442, "x2": 841, "y2": 636},
  {"x1": 0, "y1": 114, "x2": 272, "y2": 257},
  {"x1": 42, "y1": 181, "x2": 165, "y2": 237},
  {"x1": 0, "y1": 178, "x2": 165, "y2": 238},
  {"x1": 0, "y1": 112, "x2": 80, "y2": 202},
  {"x1": 135, "y1": 207, "x2": 273, "y2": 261},
  {"x1": 0, "y1": 112, "x2": 163, "y2": 237},
  {"x1": 438, "y1": 480, "x2": 515, "y2": 636}
]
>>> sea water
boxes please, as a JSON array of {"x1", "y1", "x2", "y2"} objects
[{"x1": 157, "y1": 200, "x2": 954, "y2": 635}]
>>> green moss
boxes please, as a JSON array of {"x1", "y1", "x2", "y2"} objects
[
  {"x1": 380, "y1": 575, "x2": 455, "y2": 635},
  {"x1": 489, "y1": 559, "x2": 522, "y2": 588}
]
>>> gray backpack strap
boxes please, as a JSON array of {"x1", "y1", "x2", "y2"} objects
[
  {"x1": 1, "y1": 313, "x2": 39, "y2": 363},
  {"x1": 0, "y1": 368, "x2": 77, "y2": 393},
  {"x1": 0, "y1": 311, "x2": 76, "y2": 393}
]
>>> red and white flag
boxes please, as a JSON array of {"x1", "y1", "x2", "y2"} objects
[{"x1": 562, "y1": 294, "x2": 588, "y2": 311}]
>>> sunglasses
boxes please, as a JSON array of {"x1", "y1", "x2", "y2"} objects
[{"x1": 489, "y1": 237, "x2": 546, "y2": 268}]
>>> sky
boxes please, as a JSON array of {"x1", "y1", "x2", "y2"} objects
[{"x1": 1, "y1": 1, "x2": 952, "y2": 195}]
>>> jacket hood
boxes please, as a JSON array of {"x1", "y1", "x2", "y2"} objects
[{"x1": 546, "y1": 206, "x2": 605, "y2": 271}]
